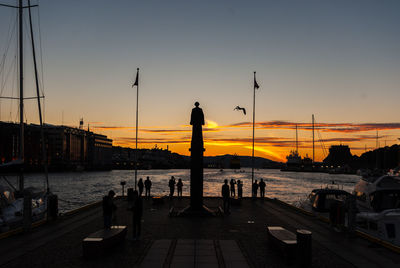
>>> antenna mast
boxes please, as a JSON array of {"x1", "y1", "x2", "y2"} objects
[{"x1": 296, "y1": 124, "x2": 299, "y2": 154}]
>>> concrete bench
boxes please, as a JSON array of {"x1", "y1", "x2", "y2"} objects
[
  {"x1": 83, "y1": 225, "x2": 127, "y2": 258},
  {"x1": 267, "y1": 226, "x2": 297, "y2": 257}
]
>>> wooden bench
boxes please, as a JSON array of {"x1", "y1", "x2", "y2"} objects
[
  {"x1": 267, "y1": 226, "x2": 297, "y2": 257},
  {"x1": 82, "y1": 225, "x2": 127, "y2": 258}
]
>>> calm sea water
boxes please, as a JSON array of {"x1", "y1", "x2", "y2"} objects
[{"x1": 1, "y1": 169, "x2": 360, "y2": 213}]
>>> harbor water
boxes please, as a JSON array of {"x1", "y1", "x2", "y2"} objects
[{"x1": 1, "y1": 169, "x2": 360, "y2": 213}]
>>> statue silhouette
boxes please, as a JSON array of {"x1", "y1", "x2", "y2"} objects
[
  {"x1": 190, "y1": 102, "x2": 205, "y2": 210},
  {"x1": 190, "y1": 102, "x2": 204, "y2": 150},
  {"x1": 177, "y1": 102, "x2": 215, "y2": 216}
]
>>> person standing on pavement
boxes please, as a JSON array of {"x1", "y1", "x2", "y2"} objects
[
  {"x1": 252, "y1": 180, "x2": 259, "y2": 198},
  {"x1": 144, "y1": 176, "x2": 152, "y2": 197},
  {"x1": 177, "y1": 178, "x2": 183, "y2": 197},
  {"x1": 168, "y1": 176, "x2": 176, "y2": 197},
  {"x1": 237, "y1": 180, "x2": 243, "y2": 198},
  {"x1": 102, "y1": 190, "x2": 116, "y2": 229},
  {"x1": 259, "y1": 179, "x2": 266, "y2": 199},
  {"x1": 137, "y1": 178, "x2": 144, "y2": 197},
  {"x1": 222, "y1": 179, "x2": 230, "y2": 214},
  {"x1": 230, "y1": 179, "x2": 236, "y2": 197}
]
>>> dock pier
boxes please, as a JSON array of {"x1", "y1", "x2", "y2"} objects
[{"x1": 0, "y1": 197, "x2": 399, "y2": 267}]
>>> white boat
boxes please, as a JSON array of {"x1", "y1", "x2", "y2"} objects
[
  {"x1": 298, "y1": 182, "x2": 350, "y2": 215},
  {"x1": 353, "y1": 175, "x2": 400, "y2": 246},
  {"x1": 307, "y1": 187, "x2": 350, "y2": 213},
  {"x1": 0, "y1": 185, "x2": 48, "y2": 232}
]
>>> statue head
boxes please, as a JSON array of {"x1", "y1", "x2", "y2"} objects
[{"x1": 194, "y1": 102, "x2": 199, "y2": 107}]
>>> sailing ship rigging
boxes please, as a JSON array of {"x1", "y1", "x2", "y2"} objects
[{"x1": 0, "y1": 0, "x2": 53, "y2": 232}]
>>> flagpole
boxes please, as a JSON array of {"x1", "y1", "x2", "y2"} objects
[
  {"x1": 252, "y1": 71, "x2": 256, "y2": 196},
  {"x1": 134, "y1": 68, "x2": 139, "y2": 191}
]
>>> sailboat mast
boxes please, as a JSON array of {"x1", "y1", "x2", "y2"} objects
[
  {"x1": 312, "y1": 114, "x2": 314, "y2": 163},
  {"x1": 18, "y1": 0, "x2": 24, "y2": 192},
  {"x1": 28, "y1": 0, "x2": 49, "y2": 192},
  {"x1": 251, "y1": 72, "x2": 256, "y2": 193}
]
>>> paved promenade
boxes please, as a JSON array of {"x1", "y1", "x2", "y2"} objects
[{"x1": 0, "y1": 197, "x2": 399, "y2": 267}]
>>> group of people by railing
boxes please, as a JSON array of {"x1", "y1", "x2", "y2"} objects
[
  {"x1": 222, "y1": 178, "x2": 267, "y2": 214},
  {"x1": 136, "y1": 177, "x2": 153, "y2": 197},
  {"x1": 124, "y1": 176, "x2": 267, "y2": 199},
  {"x1": 102, "y1": 188, "x2": 144, "y2": 240},
  {"x1": 102, "y1": 175, "x2": 268, "y2": 238},
  {"x1": 133, "y1": 175, "x2": 184, "y2": 198},
  {"x1": 226, "y1": 178, "x2": 267, "y2": 198},
  {"x1": 167, "y1": 176, "x2": 183, "y2": 197}
]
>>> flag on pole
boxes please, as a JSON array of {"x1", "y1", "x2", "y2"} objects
[
  {"x1": 132, "y1": 68, "x2": 139, "y2": 87},
  {"x1": 254, "y1": 77, "x2": 260, "y2": 89}
]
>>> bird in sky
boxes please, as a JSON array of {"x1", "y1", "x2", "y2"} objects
[{"x1": 234, "y1": 106, "x2": 246, "y2": 115}]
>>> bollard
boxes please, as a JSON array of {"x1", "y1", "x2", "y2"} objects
[
  {"x1": 296, "y1": 229, "x2": 312, "y2": 268},
  {"x1": 120, "y1": 181, "x2": 126, "y2": 197},
  {"x1": 338, "y1": 201, "x2": 346, "y2": 226},
  {"x1": 47, "y1": 194, "x2": 58, "y2": 220},
  {"x1": 23, "y1": 191, "x2": 32, "y2": 232},
  {"x1": 127, "y1": 188, "x2": 134, "y2": 202}
]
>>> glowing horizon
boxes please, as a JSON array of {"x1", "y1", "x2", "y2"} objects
[{"x1": 90, "y1": 118, "x2": 400, "y2": 162}]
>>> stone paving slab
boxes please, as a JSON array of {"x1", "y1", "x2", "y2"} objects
[
  {"x1": 219, "y1": 240, "x2": 249, "y2": 267},
  {"x1": 196, "y1": 263, "x2": 219, "y2": 268},
  {"x1": 140, "y1": 239, "x2": 247, "y2": 267},
  {"x1": 140, "y1": 260, "x2": 165, "y2": 268},
  {"x1": 140, "y1": 239, "x2": 171, "y2": 266},
  {"x1": 152, "y1": 239, "x2": 172, "y2": 249}
]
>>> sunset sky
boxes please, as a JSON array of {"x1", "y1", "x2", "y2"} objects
[{"x1": 1, "y1": 0, "x2": 400, "y2": 162}]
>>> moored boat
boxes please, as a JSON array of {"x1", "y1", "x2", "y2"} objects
[{"x1": 353, "y1": 175, "x2": 400, "y2": 246}]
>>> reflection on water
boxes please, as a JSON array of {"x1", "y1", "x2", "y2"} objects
[{"x1": 1, "y1": 169, "x2": 360, "y2": 213}]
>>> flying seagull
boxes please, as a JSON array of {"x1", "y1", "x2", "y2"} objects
[{"x1": 234, "y1": 106, "x2": 246, "y2": 115}]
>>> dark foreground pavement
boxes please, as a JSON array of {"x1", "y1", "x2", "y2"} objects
[{"x1": 0, "y1": 197, "x2": 399, "y2": 267}]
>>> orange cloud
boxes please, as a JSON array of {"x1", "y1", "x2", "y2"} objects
[{"x1": 229, "y1": 121, "x2": 400, "y2": 133}]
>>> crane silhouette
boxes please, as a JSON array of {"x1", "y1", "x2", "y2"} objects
[{"x1": 234, "y1": 106, "x2": 246, "y2": 115}]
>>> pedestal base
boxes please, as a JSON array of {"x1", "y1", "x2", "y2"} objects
[{"x1": 174, "y1": 205, "x2": 217, "y2": 217}]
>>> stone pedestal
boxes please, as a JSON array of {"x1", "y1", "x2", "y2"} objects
[{"x1": 177, "y1": 102, "x2": 215, "y2": 217}]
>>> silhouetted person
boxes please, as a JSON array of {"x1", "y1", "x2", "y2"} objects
[
  {"x1": 259, "y1": 179, "x2": 266, "y2": 198},
  {"x1": 144, "y1": 176, "x2": 152, "y2": 197},
  {"x1": 230, "y1": 179, "x2": 236, "y2": 197},
  {"x1": 177, "y1": 178, "x2": 183, "y2": 197},
  {"x1": 252, "y1": 180, "x2": 259, "y2": 198},
  {"x1": 169, "y1": 176, "x2": 176, "y2": 197},
  {"x1": 237, "y1": 180, "x2": 243, "y2": 198},
  {"x1": 137, "y1": 178, "x2": 144, "y2": 197},
  {"x1": 129, "y1": 190, "x2": 143, "y2": 240},
  {"x1": 102, "y1": 190, "x2": 116, "y2": 229},
  {"x1": 222, "y1": 179, "x2": 230, "y2": 214}
]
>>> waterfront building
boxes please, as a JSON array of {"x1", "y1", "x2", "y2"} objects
[
  {"x1": 323, "y1": 145, "x2": 353, "y2": 168},
  {"x1": 87, "y1": 133, "x2": 112, "y2": 170},
  {"x1": 0, "y1": 122, "x2": 21, "y2": 164},
  {"x1": 0, "y1": 121, "x2": 113, "y2": 171}
]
